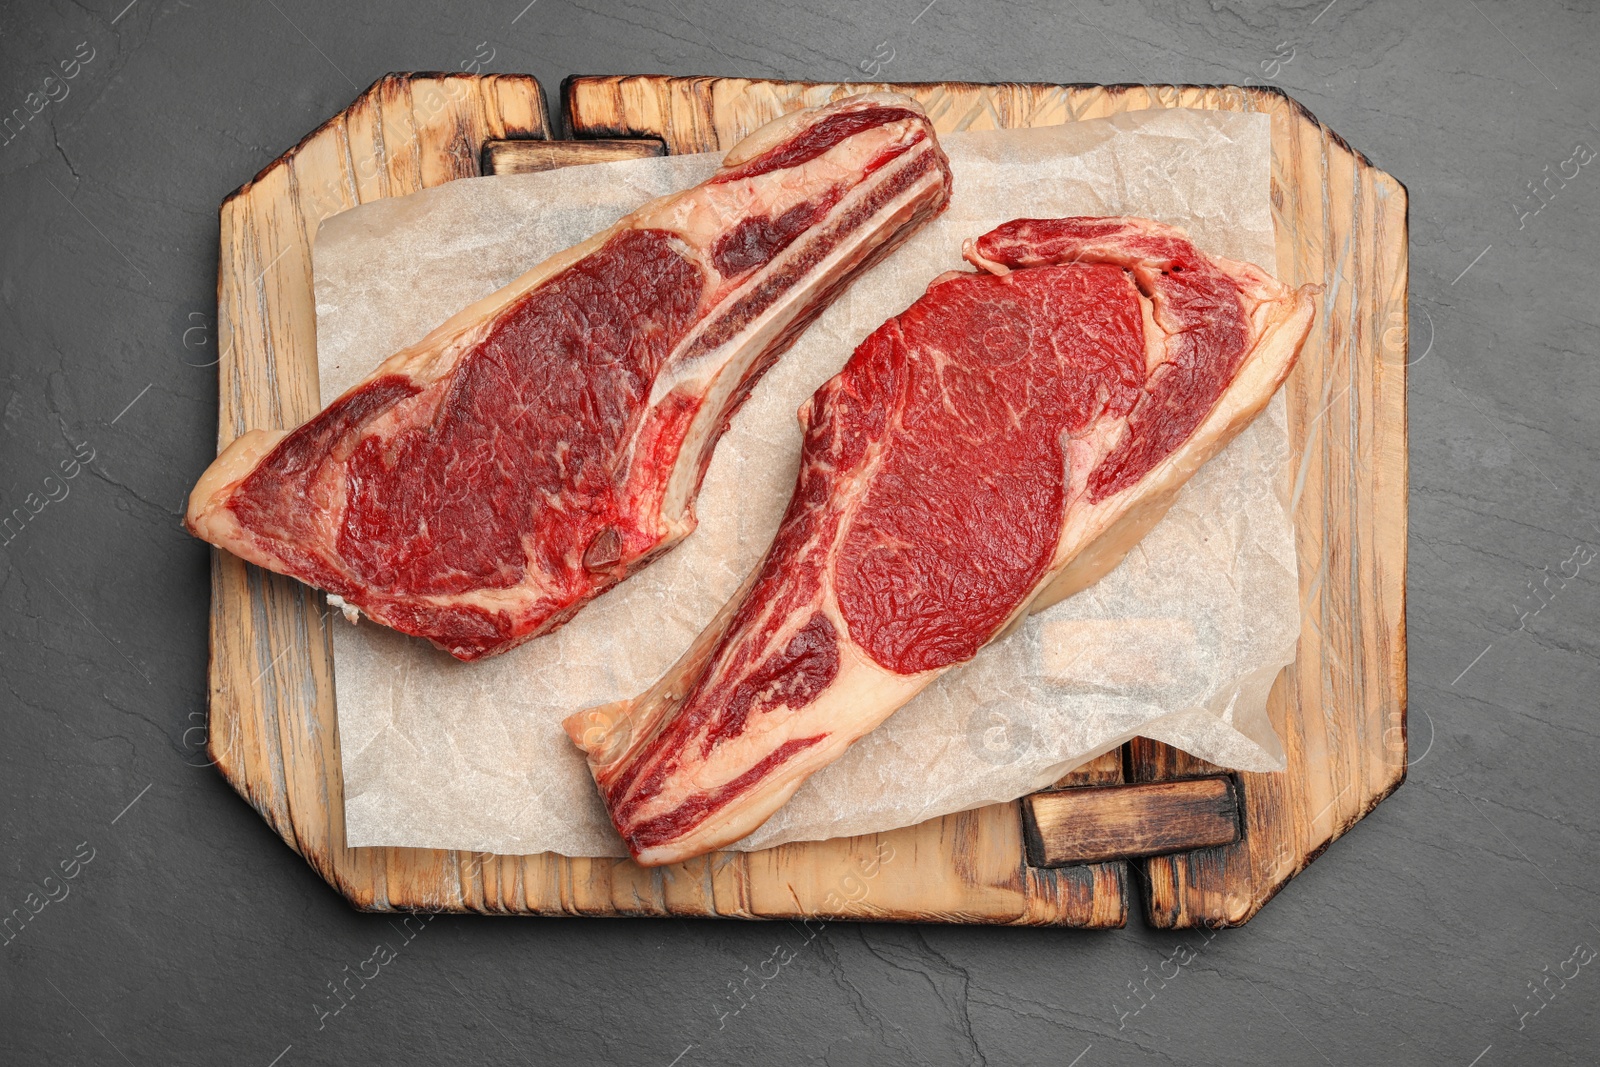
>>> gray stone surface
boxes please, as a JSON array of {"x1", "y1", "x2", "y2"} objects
[{"x1": 1, "y1": 0, "x2": 1595, "y2": 1063}]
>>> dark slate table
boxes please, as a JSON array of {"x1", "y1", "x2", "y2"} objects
[{"x1": 2, "y1": 1, "x2": 1596, "y2": 1063}]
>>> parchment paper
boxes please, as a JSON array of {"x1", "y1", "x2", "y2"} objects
[{"x1": 314, "y1": 108, "x2": 1299, "y2": 857}]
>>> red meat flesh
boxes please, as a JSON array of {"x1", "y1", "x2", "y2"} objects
[
  {"x1": 185, "y1": 93, "x2": 953, "y2": 660},
  {"x1": 571, "y1": 216, "x2": 1315, "y2": 865}
]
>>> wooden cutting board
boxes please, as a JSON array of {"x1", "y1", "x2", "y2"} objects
[{"x1": 204, "y1": 74, "x2": 1406, "y2": 926}]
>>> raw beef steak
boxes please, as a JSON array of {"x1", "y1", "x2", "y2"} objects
[
  {"x1": 568, "y1": 217, "x2": 1317, "y2": 865},
  {"x1": 185, "y1": 93, "x2": 952, "y2": 660}
]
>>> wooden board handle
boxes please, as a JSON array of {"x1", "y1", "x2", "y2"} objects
[
  {"x1": 1021, "y1": 775, "x2": 1240, "y2": 867},
  {"x1": 482, "y1": 138, "x2": 666, "y2": 175}
]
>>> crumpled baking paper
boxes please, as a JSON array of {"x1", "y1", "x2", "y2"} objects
[{"x1": 313, "y1": 107, "x2": 1298, "y2": 857}]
